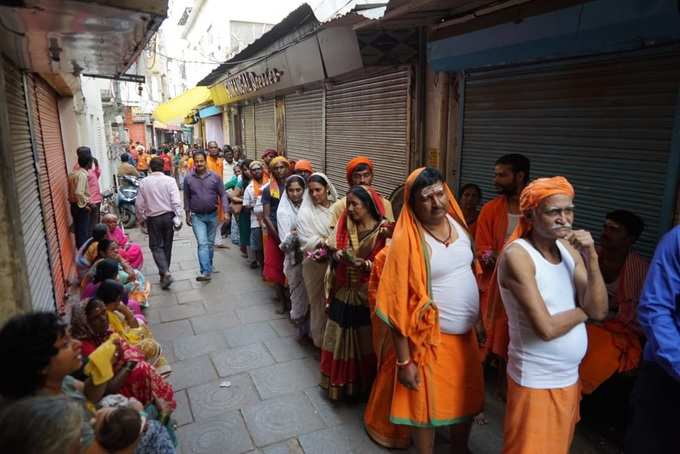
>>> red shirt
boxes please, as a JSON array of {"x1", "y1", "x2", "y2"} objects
[{"x1": 161, "y1": 153, "x2": 172, "y2": 172}]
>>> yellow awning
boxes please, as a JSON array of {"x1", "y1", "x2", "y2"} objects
[{"x1": 152, "y1": 86, "x2": 212, "y2": 123}]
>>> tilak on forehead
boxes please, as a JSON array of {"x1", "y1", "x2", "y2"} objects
[{"x1": 420, "y1": 182, "x2": 445, "y2": 198}]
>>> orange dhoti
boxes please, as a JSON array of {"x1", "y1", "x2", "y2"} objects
[
  {"x1": 504, "y1": 377, "x2": 580, "y2": 454},
  {"x1": 365, "y1": 330, "x2": 484, "y2": 447},
  {"x1": 579, "y1": 321, "x2": 641, "y2": 395}
]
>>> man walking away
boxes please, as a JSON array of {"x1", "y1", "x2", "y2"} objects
[
  {"x1": 625, "y1": 225, "x2": 680, "y2": 453},
  {"x1": 136, "y1": 157, "x2": 183, "y2": 290},
  {"x1": 68, "y1": 154, "x2": 93, "y2": 248},
  {"x1": 184, "y1": 151, "x2": 230, "y2": 281},
  {"x1": 497, "y1": 177, "x2": 607, "y2": 454}
]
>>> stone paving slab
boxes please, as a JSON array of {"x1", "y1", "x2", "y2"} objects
[
  {"x1": 223, "y1": 321, "x2": 280, "y2": 348},
  {"x1": 179, "y1": 410, "x2": 254, "y2": 454},
  {"x1": 190, "y1": 310, "x2": 240, "y2": 334},
  {"x1": 151, "y1": 319, "x2": 194, "y2": 342},
  {"x1": 211, "y1": 343, "x2": 276, "y2": 377},
  {"x1": 187, "y1": 374, "x2": 261, "y2": 421},
  {"x1": 264, "y1": 336, "x2": 314, "y2": 363},
  {"x1": 250, "y1": 358, "x2": 319, "y2": 400},
  {"x1": 261, "y1": 439, "x2": 305, "y2": 454},
  {"x1": 173, "y1": 331, "x2": 228, "y2": 361},
  {"x1": 160, "y1": 302, "x2": 207, "y2": 323},
  {"x1": 242, "y1": 393, "x2": 326, "y2": 447},
  {"x1": 236, "y1": 305, "x2": 287, "y2": 324},
  {"x1": 174, "y1": 389, "x2": 194, "y2": 427},
  {"x1": 268, "y1": 319, "x2": 298, "y2": 338},
  {"x1": 169, "y1": 355, "x2": 218, "y2": 391},
  {"x1": 303, "y1": 388, "x2": 365, "y2": 428},
  {"x1": 298, "y1": 423, "x2": 390, "y2": 454}
]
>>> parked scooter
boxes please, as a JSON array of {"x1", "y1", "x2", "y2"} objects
[{"x1": 117, "y1": 175, "x2": 140, "y2": 228}]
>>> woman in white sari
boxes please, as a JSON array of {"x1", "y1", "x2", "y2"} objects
[
  {"x1": 296, "y1": 173, "x2": 338, "y2": 347},
  {"x1": 277, "y1": 175, "x2": 308, "y2": 335}
]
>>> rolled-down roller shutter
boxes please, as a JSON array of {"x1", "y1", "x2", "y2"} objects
[
  {"x1": 4, "y1": 61, "x2": 55, "y2": 311},
  {"x1": 27, "y1": 75, "x2": 65, "y2": 311},
  {"x1": 242, "y1": 104, "x2": 256, "y2": 159},
  {"x1": 35, "y1": 76, "x2": 74, "y2": 309},
  {"x1": 460, "y1": 50, "x2": 680, "y2": 257},
  {"x1": 284, "y1": 88, "x2": 324, "y2": 172},
  {"x1": 255, "y1": 98, "x2": 276, "y2": 154},
  {"x1": 326, "y1": 68, "x2": 411, "y2": 196}
]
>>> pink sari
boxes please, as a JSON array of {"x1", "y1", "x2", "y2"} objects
[{"x1": 109, "y1": 227, "x2": 144, "y2": 269}]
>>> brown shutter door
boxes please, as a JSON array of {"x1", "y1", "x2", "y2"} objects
[
  {"x1": 35, "y1": 76, "x2": 74, "y2": 307},
  {"x1": 27, "y1": 75, "x2": 65, "y2": 310},
  {"x1": 255, "y1": 98, "x2": 277, "y2": 153}
]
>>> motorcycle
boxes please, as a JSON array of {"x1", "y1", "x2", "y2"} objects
[{"x1": 117, "y1": 175, "x2": 140, "y2": 228}]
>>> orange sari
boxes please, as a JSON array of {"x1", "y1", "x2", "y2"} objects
[{"x1": 366, "y1": 168, "x2": 484, "y2": 439}]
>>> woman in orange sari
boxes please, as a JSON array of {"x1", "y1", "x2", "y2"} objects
[{"x1": 365, "y1": 167, "x2": 484, "y2": 453}]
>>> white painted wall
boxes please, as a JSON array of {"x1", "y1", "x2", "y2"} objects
[{"x1": 77, "y1": 76, "x2": 115, "y2": 192}]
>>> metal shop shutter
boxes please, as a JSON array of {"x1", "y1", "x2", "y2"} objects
[
  {"x1": 255, "y1": 98, "x2": 277, "y2": 154},
  {"x1": 460, "y1": 50, "x2": 680, "y2": 257},
  {"x1": 26, "y1": 75, "x2": 65, "y2": 311},
  {"x1": 284, "y1": 88, "x2": 324, "y2": 172},
  {"x1": 34, "y1": 76, "x2": 75, "y2": 309},
  {"x1": 242, "y1": 104, "x2": 256, "y2": 159},
  {"x1": 4, "y1": 61, "x2": 55, "y2": 311},
  {"x1": 326, "y1": 69, "x2": 411, "y2": 197}
]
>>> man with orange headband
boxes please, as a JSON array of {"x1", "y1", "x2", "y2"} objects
[
  {"x1": 294, "y1": 159, "x2": 313, "y2": 180},
  {"x1": 497, "y1": 176, "x2": 607, "y2": 454},
  {"x1": 328, "y1": 156, "x2": 394, "y2": 229}
]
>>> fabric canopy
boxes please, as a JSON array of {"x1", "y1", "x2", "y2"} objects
[{"x1": 152, "y1": 86, "x2": 212, "y2": 123}]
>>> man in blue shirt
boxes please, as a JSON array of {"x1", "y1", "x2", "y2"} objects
[{"x1": 625, "y1": 226, "x2": 680, "y2": 452}]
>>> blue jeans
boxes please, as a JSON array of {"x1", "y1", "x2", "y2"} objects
[{"x1": 191, "y1": 212, "x2": 217, "y2": 274}]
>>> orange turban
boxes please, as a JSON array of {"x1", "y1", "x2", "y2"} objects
[
  {"x1": 270, "y1": 155, "x2": 289, "y2": 168},
  {"x1": 346, "y1": 156, "x2": 373, "y2": 186},
  {"x1": 294, "y1": 159, "x2": 313, "y2": 173}
]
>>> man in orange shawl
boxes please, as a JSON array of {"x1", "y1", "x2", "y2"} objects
[
  {"x1": 206, "y1": 141, "x2": 227, "y2": 248},
  {"x1": 243, "y1": 160, "x2": 269, "y2": 268},
  {"x1": 476, "y1": 154, "x2": 530, "y2": 360},
  {"x1": 579, "y1": 210, "x2": 648, "y2": 394},
  {"x1": 495, "y1": 176, "x2": 608, "y2": 454},
  {"x1": 366, "y1": 167, "x2": 484, "y2": 453},
  {"x1": 328, "y1": 156, "x2": 394, "y2": 229}
]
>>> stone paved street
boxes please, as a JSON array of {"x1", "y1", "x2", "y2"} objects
[{"x1": 130, "y1": 227, "x2": 612, "y2": 454}]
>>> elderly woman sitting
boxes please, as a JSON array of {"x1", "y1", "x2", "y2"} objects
[
  {"x1": 70, "y1": 298, "x2": 175, "y2": 421},
  {"x1": 83, "y1": 239, "x2": 151, "y2": 307},
  {"x1": 102, "y1": 213, "x2": 144, "y2": 269},
  {"x1": 84, "y1": 279, "x2": 171, "y2": 377}
]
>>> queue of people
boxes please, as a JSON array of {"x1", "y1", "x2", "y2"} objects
[{"x1": 3, "y1": 139, "x2": 679, "y2": 454}]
